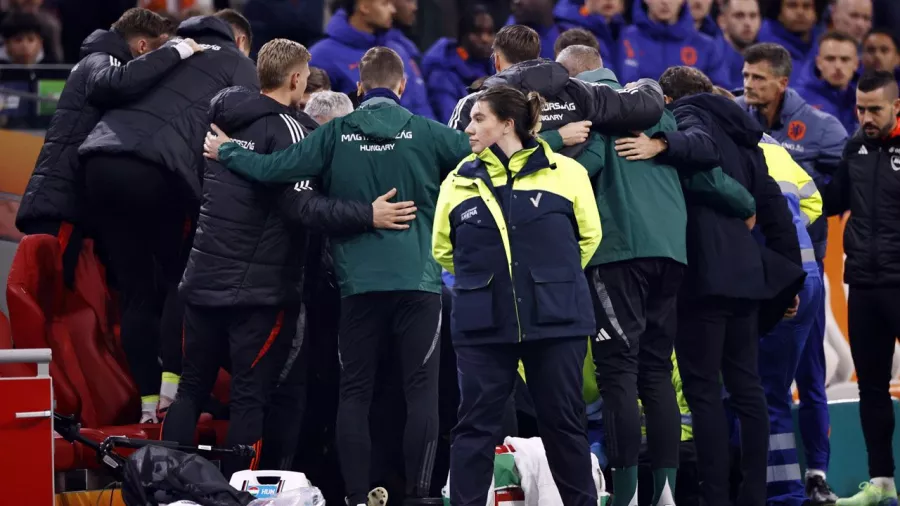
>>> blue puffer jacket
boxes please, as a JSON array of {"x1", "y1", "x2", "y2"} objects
[
  {"x1": 309, "y1": 10, "x2": 434, "y2": 119},
  {"x1": 737, "y1": 88, "x2": 848, "y2": 260},
  {"x1": 795, "y1": 61, "x2": 859, "y2": 134},
  {"x1": 504, "y1": 16, "x2": 561, "y2": 60},
  {"x1": 719, "y1": 39, "x2": 747, "y2": 92},
  {"x1": 697, "y1": 15, "x2": 721, "y2": 39},
  {"x1": 386, "y1": 27, "x2": 420, "y2": 61},
  {"x1": 553, "y1": 0, "x2": 626, "y2": 75},
  {"x1": 620, "y1": 1, "x2": 728, "y2": 85},
  {"x1": 757, "y1": 19, "x2": 822, "y2": 83},
  {"x1": 421, "y1": 38, "x2": 492, "y2": 123}
]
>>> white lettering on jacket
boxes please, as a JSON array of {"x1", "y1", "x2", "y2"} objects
[
  {"x1": 232, "y1": 139, "x2": 255, "y2": 151},
  {"x1": 542, "y1": 102, "x2": 576, "y2": 112},
  {"x1": 359, "y1": 144, "x2": 395, "y2": 152},
  {"x1": 341, "y1": 131, "x2": 413, "y2": 142}
]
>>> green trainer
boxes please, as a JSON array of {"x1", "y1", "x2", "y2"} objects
[{"x1": 836, "y1": 482, "x2": 899, "y2": 506}]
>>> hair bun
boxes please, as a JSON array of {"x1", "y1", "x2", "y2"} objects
[{"x1": 525, "y1": 91, "x2": 545, "y2": 136}]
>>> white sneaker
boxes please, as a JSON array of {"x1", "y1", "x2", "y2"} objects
[
  {"x1": 140, "y1": 411, "x2": 159, "y2": 424},
  {"x1": 368, "y1": 487, "x2": 388, "y2": 506}
]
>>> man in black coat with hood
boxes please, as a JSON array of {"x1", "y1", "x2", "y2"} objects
[
  {"x1": 614, "y1": 66, "x2": 806, "y2": 506},
  {"x1": 447, "y1": 24, "x2": 668, "y2": 155},
  {"x1": 165, "y1": 38, "x2": 417, "y2": 476},
  {"x1": 15, "y1": 7, "x2": 201, "y2": 285},
  {"x1": 78, "y1": 9, "x2": 259, "y2": 424}
]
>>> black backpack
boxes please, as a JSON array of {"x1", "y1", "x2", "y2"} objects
[{"x1": 122, "y1": 446, "x2": 254, "y2": 506}]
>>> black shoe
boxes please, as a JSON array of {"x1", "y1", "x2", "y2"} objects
[{"x1": 806, "y1": 474, "x2": 839, "y2": 505}]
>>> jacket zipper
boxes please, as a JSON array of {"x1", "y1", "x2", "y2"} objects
[
  {"x1": 871, "y1": 147, "x2": 881, "y2": 276},
  {"x1": 503, "y1": 166, "x2": 525, "y2": 342}
]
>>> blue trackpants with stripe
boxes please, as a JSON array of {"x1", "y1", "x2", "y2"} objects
[
  {"x1": 794, "y1": 261, "x2": 830, "y2": 472},
  {"x1": 759, "y1": 274, "x2": 824, "y2": 505}
]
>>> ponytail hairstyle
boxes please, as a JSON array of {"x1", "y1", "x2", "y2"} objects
[{"x1": 475, "y1": 85, "x2": 545, "y2": 143}]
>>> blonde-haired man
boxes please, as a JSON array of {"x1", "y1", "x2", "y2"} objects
[{"x1": 163, "y1": 39, "x2": 416, "y2": 476}]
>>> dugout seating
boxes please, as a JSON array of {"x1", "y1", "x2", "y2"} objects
[{"x1": 5, "y1": 234, "x2": 229, "y2": 472}]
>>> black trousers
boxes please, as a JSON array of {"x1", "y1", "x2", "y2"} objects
[
  {"x1": 450, "y1": 337, "x2": 596, "y2": 506},
  {"x1": 336, "y1": 291, "x2": 441, "y2": 505},
  {"x1": 162, "y1": 303, "x2": 301, "y2": 477},
  {"x1": 675, "y1": 296, "x2": 768, "y2": 506},
  {"x1": 587, "y1": 258, "x2": 683, "y2": 470},
  {"x1": 83, "y1": 154, "x2": 190, "y2": 398},
  {"x1": 848, "y1": 285, "x2": 900, "y2": 478}
]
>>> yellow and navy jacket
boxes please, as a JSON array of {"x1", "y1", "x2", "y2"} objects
[
  {"x1": 433, "y1": 138, "x2": 601, "y2": 346},
  {"x1": 759, "y1": 135, "x2": 823, "y2": 277}
]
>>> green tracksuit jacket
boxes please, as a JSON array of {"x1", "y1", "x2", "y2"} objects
[
  {"x1": 216, "y1": 96, "x2": 470, "y2": 297},
  {"x1": 546, "y1": 68, "x2": 755, "y2": 267}
]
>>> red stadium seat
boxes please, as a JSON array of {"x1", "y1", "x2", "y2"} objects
[
  {"x1": 7, "y1": 234, "x2": 229, "y2": 452},
  {"x1": 7, "y1": 235, "x2": 139, "y2": 425}
]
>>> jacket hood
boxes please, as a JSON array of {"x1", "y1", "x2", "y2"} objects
[
  {"x1": 421, "y1": 38, "x2": 492, "y2": 83},
  {"x1": 798, "y1": 58, "x2": 859, "y2": 94},
  {"x1": 79, "y1": 29, "x2": 133, "y2": 62},
  {"x1": 674, "y1": 93, "x2": 763, "y2": 147},
  {"x1": 345, "y1": 98, "x2": 414, "y2": 140},
  {"x1": 758, "y1": 19, "x2": 820, "y2": 62},
  {"x1": 553, "y1": 0, "x2": 623, "y2": 40},
  {"x1": 737, "y1": 88, "x2": 810, "y2": 130},
  {"x1": 209, "y1": 87, "x2": 292, "y2": 132},
  {"x1": 176, "y1": 15, "x2": 236, "y2": 43},
  {"x1": 697, "y1": 15, "x2": 721, "y2": 39},
  {"x1": 483, "y1": 59, "x2": 571, "y2": 96},
  {"x1": 387, "y1": 28, "x2": 420, "y2": 59},
  {"x1": 326, "y1": 9, "x2": 383, "y2": 49},
  {"x1": 779, "y1": 88, "x2": 810, "y2": 118},
  {"x1": 633, "y1": 0, "x2": 695, "y2": 40}
]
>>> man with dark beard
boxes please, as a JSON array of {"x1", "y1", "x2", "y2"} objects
[{"x1": 824, "y1": 71, "x2": 900, "y2": 506}]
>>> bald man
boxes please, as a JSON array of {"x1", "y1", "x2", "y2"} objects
[
  {"x1": 830, "y1": 0, "x2": 873, "y2": 44},
  {"x1": 556, "y1": 44, "x2": 603, "y2": 75},
  {"x1": 558, "y1": 44, "x2": 692, "y2": 506}
]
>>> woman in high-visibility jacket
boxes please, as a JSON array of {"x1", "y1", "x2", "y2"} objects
[{"x1": 432, "y1": 85, "x2": 602, "y2": 506}]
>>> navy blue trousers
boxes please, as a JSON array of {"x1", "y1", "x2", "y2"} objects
[
  {"x1": 759, "y1": 274, "x2": 824, "y2": 506},
  {"x1": 450, "y1": 337, "x2": 596, "y2": 506},
  {"x1": 795, "y1": 262, "x2": 830, "y2": 472}
]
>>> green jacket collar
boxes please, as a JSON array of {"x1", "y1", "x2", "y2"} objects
[
  {"x1": 576, "y1": 68, "x2": 619, "y2": 87},
  {"x1": 359, "y1": 96, "x2": 399, "y2": 108}
]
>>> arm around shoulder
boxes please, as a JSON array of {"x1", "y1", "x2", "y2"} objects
[
  {"x1": 218, "y1": 120, "x2": 334, "y2": 182},
  {"x1": 579, "y1": 78, "x2": 665, "y2": 132},
  {"x1": 84, "y1": 46, "x2": 183, "y2": 107}
]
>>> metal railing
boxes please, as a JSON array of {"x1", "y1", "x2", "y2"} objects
[
  {"x1": 0, "y1": 348, "x2": 52, "y2": 376},
  {"x1": 0, "y1": 86, "x2": 60, "y2": 104}
]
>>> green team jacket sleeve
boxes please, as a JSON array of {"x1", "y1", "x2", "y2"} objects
[
  {"x1": 217, "y1": 120, "x2": 336, "y2": 182},
  {"x1": 428, "y1": 120, "x2": 472, "y2": 176},
  {"x1": 681, "y1": 167, "x2": 757, "y2": 219},
  {"x1": 538, "y1": 130, "x2": 606, "y2": 177}
]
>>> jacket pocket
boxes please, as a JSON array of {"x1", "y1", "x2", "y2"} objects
[
  {"x1": 453, "y1": 272, "x2": 496, "y2": 332},
  {"x1": 531, "y1": 267, "x2": 577, "y2": 324}
]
